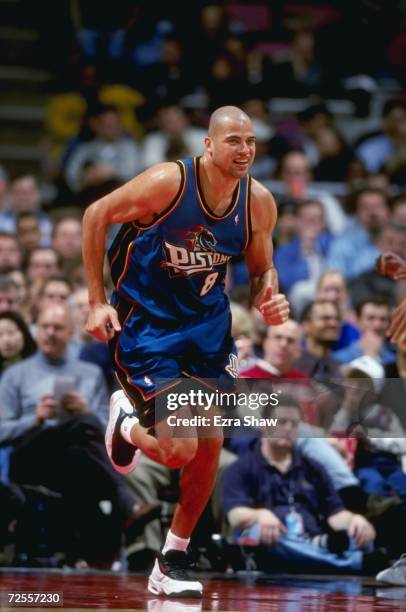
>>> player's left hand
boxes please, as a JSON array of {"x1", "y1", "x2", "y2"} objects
[{"x1": 259, "y1": 287, "x2": 290, "y2": 325}]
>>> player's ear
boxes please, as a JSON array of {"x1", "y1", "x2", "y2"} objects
[{"x1": 205, "y1": 136, "x2": 213, "y2": 156}]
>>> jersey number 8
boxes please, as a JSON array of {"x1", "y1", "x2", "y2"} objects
[{"x1": 200, "y1": 272, "x2": 219, "y2": 296}]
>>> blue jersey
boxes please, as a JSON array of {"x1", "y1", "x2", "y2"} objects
[{"x1": 108, "y1": 156, "x2": 252, "y2": 322}]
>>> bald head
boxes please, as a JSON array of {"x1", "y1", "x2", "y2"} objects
[
  {"x1": 204, "y1": 106, "x2": 256, "y2": 178},
  {"x1": 208, "y1": 106, "x2": 252, "y2": 137},
  {"x1": 37, "y1": 302, "x2": 73, "y2": 358}
]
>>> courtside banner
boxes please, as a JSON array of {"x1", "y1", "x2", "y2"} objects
[{"x1": 154, "y1": 377, "x2": 406, "y2": 442}]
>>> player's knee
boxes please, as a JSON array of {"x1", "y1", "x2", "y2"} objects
[{"x1": 160, "y1": 438, "x2": 198, "y2": 468}]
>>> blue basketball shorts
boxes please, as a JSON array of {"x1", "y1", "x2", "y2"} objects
[{"x1": 108, "y1": 293, "x2": 238, "y2": 428}]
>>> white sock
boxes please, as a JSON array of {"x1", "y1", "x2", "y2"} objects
[
  {"x1": 162, "y1": 529, "x2": 190, "y2": 555},
  {"x1": 120, "y1": 416, "x2": 138, "y2": 445}
]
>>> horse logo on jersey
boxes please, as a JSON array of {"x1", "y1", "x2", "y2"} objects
[
  {"x1": 162, "y1": 226, "x2": 231, "y2": 278},
  {"x1": 193, "y1": 228, "x2": 217, "y2": 252}
]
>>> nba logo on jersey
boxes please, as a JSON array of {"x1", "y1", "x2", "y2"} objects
[
  {"x1": 144, "y1": 375, "x2": 153, "y2": 386},
  {"x1": 234, "y1": 214, "x2": 239, "y2": 225}
]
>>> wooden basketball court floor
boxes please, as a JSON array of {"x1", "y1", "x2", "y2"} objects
[{"x1": 1, "y1": 569, "x2": 406, "y2": 611}]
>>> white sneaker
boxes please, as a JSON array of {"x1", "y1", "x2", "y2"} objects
[
  {"x1": 148, "y1": 550, "x2": 203, "y2": 598},
  {"x1": 376, "y1": 554, "x2": 406, "y2": 585},
  {"x1": 105, "y1": 390, "x2": 141, "y2": 475}
]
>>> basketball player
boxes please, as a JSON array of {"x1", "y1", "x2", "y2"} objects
[
  {"x1": 82, "y1": 106, "x2": 290, "y2": 597},
  {"x1": 376, "y1": 252, "x2": 406, "y2": 342}
]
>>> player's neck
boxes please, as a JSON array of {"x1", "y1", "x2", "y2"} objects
[{"x1": 199, "y1": 155, "x2": 239, "y2": 212}]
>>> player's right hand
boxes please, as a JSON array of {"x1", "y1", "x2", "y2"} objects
[{"x1": 86, "y1": 303, "x2": 121, "y2": 341}]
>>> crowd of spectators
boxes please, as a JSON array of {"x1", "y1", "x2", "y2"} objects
[{"x1": 0, "y1": 0, "x2": 405, "y2": 577}]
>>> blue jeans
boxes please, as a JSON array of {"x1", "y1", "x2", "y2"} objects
[{"x1": 261, "y1": 534, "x2": 364, "y2": 572}]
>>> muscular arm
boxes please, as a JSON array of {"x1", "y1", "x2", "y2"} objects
[
  {"x1": 245, "y1": 181, "x2": 278, "y2": 304},
  {"x1": 82, "y1": 162, "x2": 181, "y2": 340},
  {"x1": 244, "y1": 181, "x2": 289, "y2": 324}
]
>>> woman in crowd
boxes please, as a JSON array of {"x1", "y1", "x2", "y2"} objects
[{"x1": 0, "y1": 311, "x2": 37, "y2": 376}]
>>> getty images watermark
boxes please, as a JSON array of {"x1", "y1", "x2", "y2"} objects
[
  {"x1": 153, "y1": 380, "x2": 289, "y2": 437},
  {"x1": 154, "y1": 376, "x2": 406, "y2": 439},
  {"x1": 165, "y1": 388, "x2": 280, "y2": 428}
]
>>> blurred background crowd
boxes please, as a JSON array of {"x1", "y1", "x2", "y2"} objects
[{"x1": 0, "y1": 0, "x2": 406, "y2": 577}]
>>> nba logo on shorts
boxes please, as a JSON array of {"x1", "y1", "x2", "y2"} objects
[{"x1": 225, "y1": 354, "x2": 239, "y2": 378}]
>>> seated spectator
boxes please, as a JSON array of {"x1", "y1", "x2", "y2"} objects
[
  {"x1": 312, "y1": 125, "x2": 355, "y2": 182},
  {"x1": 348, "y1": 223, "x2": 406, "y2": 308},
  {"x1": 296, "y1": 102, "x2": 335, "y2": 168},
  {"x1": 356, "y1": 98, "x2": 406, "y2": 175},
  {"x1": 16, "y1": 213, "x2": 42, "y2": 256},
  {"x1": 333, "y1": 298, "x2": 395, "y2": 365},
  {"x1": 141, "y1": 105, "x2": 205, "y2": 168},
  {"x1": 25, "y1": 247, "x2": 61, "y2": 285},
  {"x1": 64, "y1": 104, "x2": 142, "y2": 194},
  {"x1": 0, "y1": 176, "x2": 52, "y2": 246},
  {"x1": 276, "y1": 150, "x2": 349, "y2": 235},
  {"x1": 5, "y1": 270, "x2": 28, "y2": 318},
  {"x1": 29, "y1": 275, "x2": 71, "y2": 329},
  {"x1": 135, "y1": 36, "x2": 196, "y2": 110},
  {"x1": 240, "y1": 320, "x2": 327, "y2": 426},
  {"x1": 0, "y1": 233, "x2": 22, "y2": 274},
  {"x1": 315, "y1": 270, "x2": 360, "y2": 350},
  {"x1": 0, "y1": 276, "x2": 23, "y2": 314},
  {"x1": 0, "y1": 303, "x2": 145, "y2": 567},
  {"x1": 274, "y1": 199, "x2": 333, "y2": 310},
  {"x1": 294, "y1": 300, "x2": 343, "y2": 386},
  {"x1": 241, "y1": 319, "x2": 305, "y2": 381},
  {"x1": 204, "y1": 51, "x2": 250, "y2": 110},
  {"x1": 222, "y1": 395, "x2": 380, "y2": 574},
  {"x1": 329, "y1": 356, "x2": 406, "y2": 557},
  {"x1": 330, "y1": 356, "x2": 404, "y2": 443},
  {"x1": 0, "y1": 311, "x2": 36, "y2": 377},
  {"x1": 326, "y1": 188, "x2": 390, "y2": 280},
  {"x1": 51, "y1": 215, "x2": 83, "y2": 273},
  {"x1": 267, "y1": 30, "x2": 323, "y2": 99}
]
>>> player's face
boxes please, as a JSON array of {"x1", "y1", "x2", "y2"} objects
[{"x1": 206, "y1": 120, "x2": 256, "y2": 178}]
